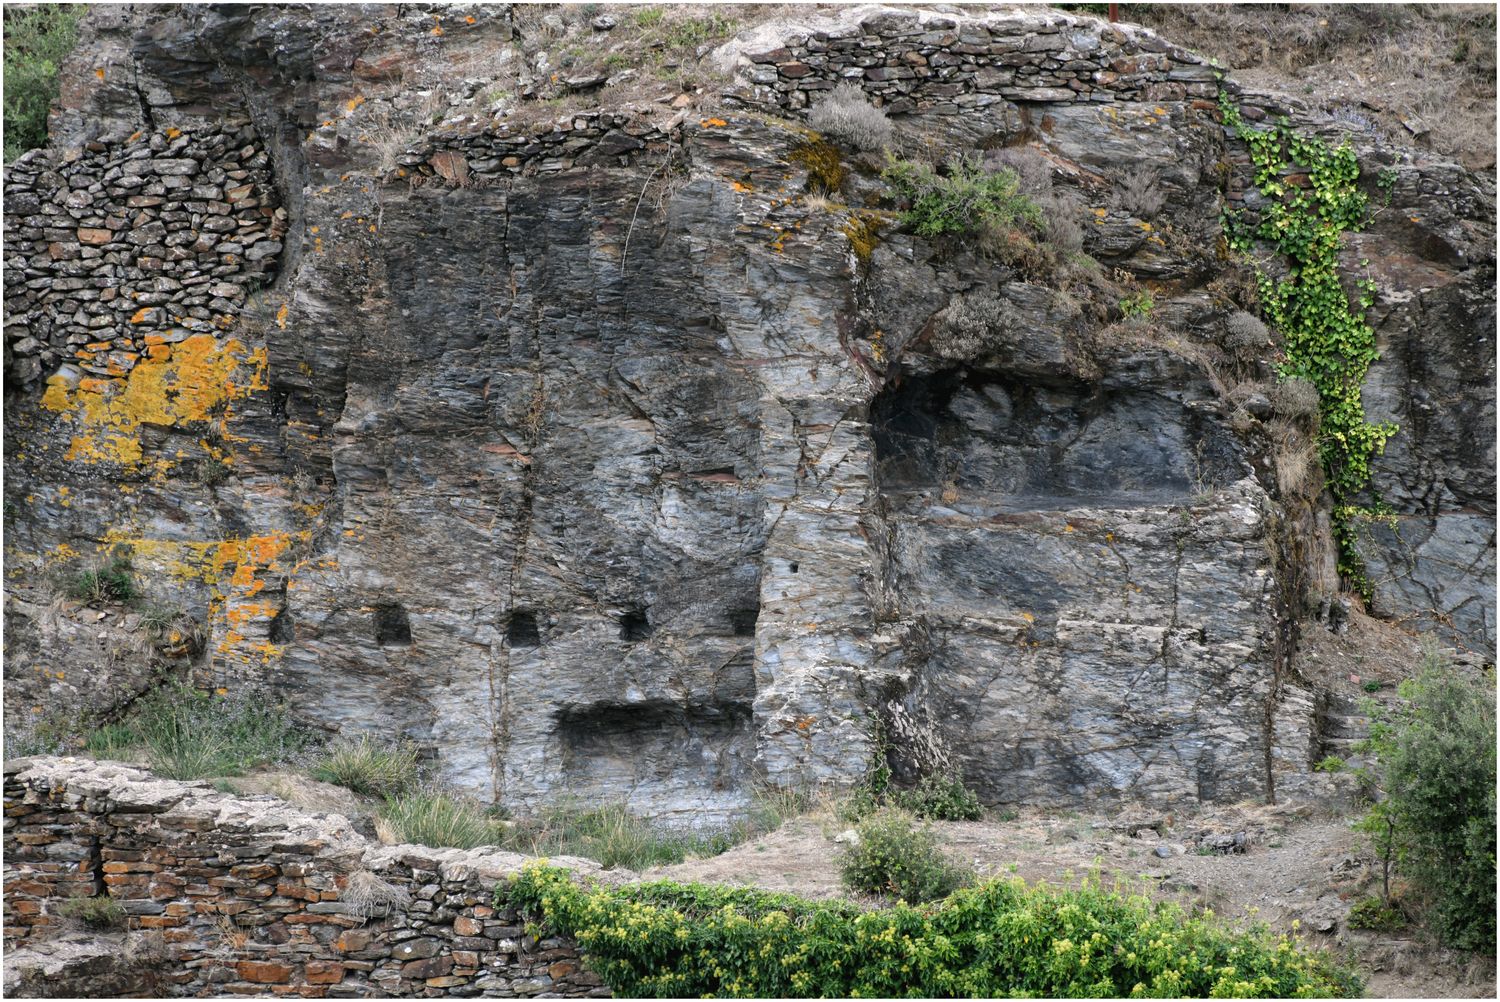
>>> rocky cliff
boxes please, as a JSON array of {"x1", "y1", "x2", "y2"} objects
[{"x1": 3, "y1": 4, "x2": 1493, "y2": 823}]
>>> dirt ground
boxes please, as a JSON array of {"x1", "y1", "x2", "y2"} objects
[{"x1": 652, "y1": 800, "x2": 1496, "y2": 999}]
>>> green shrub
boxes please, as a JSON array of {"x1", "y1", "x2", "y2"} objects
[
  {"x1": 1359, "y1": 645, "x2": 1496, "y2": 951},
  {"x1": 839, "y1": 808, "x2": 972, "y2": 904},
  {"x1": 882, "y1": 155, "x2": 1042, "y2": 242},
  {"x1": 3, "y1": 5, "x2": 82, "y2": 161},
  {"x1": 67, "y1": 556, "x2": 135, "y2": 604},
  {"x1": 379, "y1": 791, "x2": 505, "y2": 850},
  {"x1": 1119, "y1": 290, "x2": 1156, "y2": 319},
  {"x1": 887, "y1": 772, "x2": 985, "y2": 822},
  {"x1": 510, "y1": 863, "x2": 1362, "y2": 998},
  {"x1": 99, "y1": 683, "x2": 311, "y2": 779},
  {"x1": 56, "y1": 894, "x2": 126, "y2": 930},
  {"x1": 312, "y1": 734, "x2": 420, "y2": 798},
  {"x1": 1347, "y1": 895, "x2": 1406, "y2": 932},
  {"x1": 1314, "y1": 755, "x2": 1345, "y2": 773}
]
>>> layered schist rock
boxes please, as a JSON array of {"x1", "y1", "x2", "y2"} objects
[{"x1": 3, "y1": 4, "x2": 1492, "y2": 822}]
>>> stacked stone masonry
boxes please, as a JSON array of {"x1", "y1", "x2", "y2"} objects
[
  {"x1": 719, "y1": 7, "x2": 1220, "y2": 114},
  {"x1": 2, "y1": 120, "x2": 283, "y2": 389},
  {"x1": 3, "y1": 759, "x2": 606, "y2": 999}
]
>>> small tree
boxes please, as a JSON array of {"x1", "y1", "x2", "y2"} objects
[{"x1": 1359, "y1": 642, "x2": 1496, "y2": 951}]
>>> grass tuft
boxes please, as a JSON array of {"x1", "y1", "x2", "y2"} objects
[{"x1": 312, "y1": 734, "x2": 420, "y2": 799}]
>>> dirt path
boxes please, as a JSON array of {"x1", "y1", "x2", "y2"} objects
[{"x1": 652, "y1": 802, "x2": 1496, "y2": 999}]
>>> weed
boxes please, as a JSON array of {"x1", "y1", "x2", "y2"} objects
[
  {"x1": 1112, "y1": 165, "x2": 1166, "y2": 219},
  {"x1": 1363, "y1": 680, "x2": 1384, "y2": 693},
  {"x1": 807, "y1": 82, "x2": 893, "y2": 152},
  {"x1": 87, "y1": 682, "x2": 311, "y2": 780},
  {"x1": 634, "y1": 7, "x2": 664, "y2": 28},
  {"x1": 504, "y1": 801, "x2": 711, "y2": 870},
  {"x1": 380, "y1": 790, "x2": 504, "y2": 850},
  {"x1": 1118, "y1": 290, "x2": 1155, "y2": 320},
  {"x1": 882, "y1": 154, "x2": 1042, "y2": 242},
  {"x1": 1224, "y1": 310, "x2": 1270, "y2": 352},
  {"x1": 66, "y1": 555, "x2": 135, "y2": 605},
  {"x1": 56, "y1": 895, "x2": 127, "y2": 930},
  {"x1": 312, "y1": 734, "x2": 421, "y2": 799},
  {"x1": 194, "y1": 455, "x2": 232, "y2": 487},
  {"x1": 887, "y1": 772, "x2": 984, "y2": 822},
  {"x1": 1348, "y1": 895, "x2": 1407, "y2": 932},
  {"x1": 839, "y1": 807, "x2": 974, "y2": 904},
  {"x1": 342, "y1": 869, "x2": 412, "y2": 921},
  {"x1": 1315, "y1": 755, "x2": 1346, "y2": 773}
]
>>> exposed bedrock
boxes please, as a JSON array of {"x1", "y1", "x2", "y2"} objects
[{"x1": 2, "y1": 4, "x2": 1492, "y2": 823}]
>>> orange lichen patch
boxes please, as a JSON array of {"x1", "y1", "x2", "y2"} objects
[
  {"x1": 731, "y1": 179, "x2": 754, "y2": 193},
  {"x1": 165, "y1": 127, "x2": 182, "y2": 139},
  {"x1": 41, "y1": 335, "x2": 266, "y2": 466},
  {"x1": 95, "y1": 67, "x2": 105, "y2": 79},
  {"x1": 345, "y1": 96, "x2": 365, "y2": 113},
  {"x1": 700, "y1": 118, "x2": 728, "y2": 128},
  {"x1": 129, "y1": 308, "x2": 154, "y2": 324}
]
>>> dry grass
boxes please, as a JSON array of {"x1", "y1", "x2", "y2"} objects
[
  {"x1": 342, "y1": 869, "x2": 411, "y2": 921},
  {"x1": 1132, "y1": 4, "x2": 1496, "y2": 168}
]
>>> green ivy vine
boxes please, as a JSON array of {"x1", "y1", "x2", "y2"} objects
[{"x1": 1218, "y1": 94, "x2": 1398, "y2": 599}]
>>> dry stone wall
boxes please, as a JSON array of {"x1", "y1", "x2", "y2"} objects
[
  {"x1": 3, "y1": 121, "x2": 284, "y2": 390},
  {"x1": 717, "y1": 6, "x2": 1219, "y2": 115},
  {"x1": 3, "y1": 758, "x2": 605, "y2": 999}
]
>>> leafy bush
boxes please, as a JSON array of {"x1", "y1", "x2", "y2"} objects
[
  {"x1": 95, "y1": 683, "x2": 311, "y2": 779},
  {"x1": 1118, "y1": 290, "x2": 1155, "y2": 319},
  {"x1": 1347, "y1": 895, "x2": 1406, "y2": 932},
  {"x1": 67, "y1": 556, "x2": 135, "y2": 604},
  {"x1": 807, "y1": 82, "x2": 893, "y2": 152},
  {"x1": 882, "y1": 155, "x2": 1042, "y2": 243},
  {"x1": 56, "y1": 895, "x2": 126, "y2": 930},
  {"x1": 312, "y1": 734, "x2": 420, "y2": 798},
  {"x1": 3, "y1": 5, "x2": 82, "y2": 161},
  {"x1": 510, "y1": 863, "x2": 1362, "y2": 998},
  {"x1": 1359, "y1": 644, "x2": 1496, "y2": 951},
  {"x1": 839, "y1": 808, "x2": 973, "y2": 904},
  {"x1": 887, "y1": 772, "x2": 984, "y2": 822},
  {"x1": 1314, "y1": 755, "x2": 1346, "y2": 773},
  {"x1": 380, "y1": 791, "x2": 505, "y2": 850}
]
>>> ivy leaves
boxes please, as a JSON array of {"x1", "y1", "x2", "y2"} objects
[{"x1": 1219, "y1": 95, "x2": 1397, "y2": 597}]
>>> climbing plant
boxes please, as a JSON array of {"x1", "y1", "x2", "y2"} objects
[{"x1": 1218, "y1": 95, "x2": 1397, "y2": 598}]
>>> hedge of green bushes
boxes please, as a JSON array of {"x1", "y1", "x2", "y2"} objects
[{"x1": 509, "y1": 863, "x2": 1360, "y2": 998}]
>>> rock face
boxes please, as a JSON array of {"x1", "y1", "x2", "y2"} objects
[{"x1": 3, "y1": 5, "x2": 1493, "y2": 823}]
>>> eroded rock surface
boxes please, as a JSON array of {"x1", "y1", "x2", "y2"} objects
[{"x1": 3, "y1": 4, "x2": 1492, "y2": 823}]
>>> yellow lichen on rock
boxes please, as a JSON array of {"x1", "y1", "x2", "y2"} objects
[{"x1": 40, "y1": 334, "x2": 267, "y2": 467}]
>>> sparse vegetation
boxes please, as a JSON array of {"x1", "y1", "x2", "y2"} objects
[
  {"x1": 807, "y1": 83, "x2": 893, "y2": 152},
  {"x1": 1357, "y1": 641, "x2": 1496, "y2": 952},
  {"x1": 312, "y1": 734, "x2": 421, "y2": 799},
  {"x1": 1112, "y1": 164, "x2": 1166, "y2": 219},
  {"x1": 56, "y1": 894, "x2": 127, "y2": 930},
  {"x1": 3, "y1": 5, "x2": 83, "y2": 161},
  {"x1": 882, "y1": 154, "x2": 1042, "y2": 244},
  {"x1": 379, "y1": 790, "x2": 505, "y2": 850},
  {"x1": 66, "y1": 555, "x2": 136, "y2": 605},
  {"x1": 1314, "y1": 755, "x2": 1346, "y2": 773},
  {"x1": 839, "y1": 807, "x2": 974, "y2": 903},
  {"x1": 512, "y1": 862, "x2": 1362, "y2": 997},
  {"x1": 886, "y1": 771, "x2": 984, "y2": 822},
  {"x1": 86, "y1": 683, "x2": 311, "y2": 780},
  {"x1": 1225, "y1": 310, "x2": 1270, "y2": 352},
  {"x1": 1348, "y1": 895, "x2": 1407, "y2": 932},
  {"x1": 1118, "y1": 290, "x2": 1155, "y2": 319},
  {"x1": 1269, "y1": 377, "x2": 1321, "y2": 423}
]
